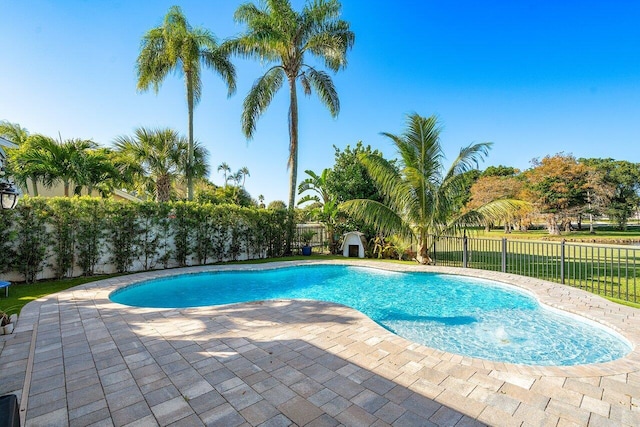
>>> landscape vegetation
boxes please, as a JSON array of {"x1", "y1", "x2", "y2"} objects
[{"x1": 2, "y1": 0, "x2": 640, "y2": 313}]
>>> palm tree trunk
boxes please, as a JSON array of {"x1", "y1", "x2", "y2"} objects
[
  {"x1": 417, "y1": 232, "x2": 432, "y2": 264},
  {"x1": 31, "y1": 177, "x2": 39, "y2": 196},
  {"x1": 186, "y1": 71, "x2": 194, "y2": 201},
  {"x1": 285, "y1": 76, "x2": 299, "y2": 255},
  {"x1": 64, "y1": 180, "x2": 70, "y2": 197},
  {"x1": 156, "y1": 174, "x2": 171, "y2": 202}
]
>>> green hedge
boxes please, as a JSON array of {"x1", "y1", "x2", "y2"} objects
[{"x1": 0, "y1": 197, "x2": 288, "y2": 283}]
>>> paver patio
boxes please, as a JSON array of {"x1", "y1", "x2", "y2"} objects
[{"x1": 1, "y1": 260, "x2": 640, "y2": 426}]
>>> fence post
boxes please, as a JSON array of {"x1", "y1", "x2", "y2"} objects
[
  {"x1": 463, "y1": 235, "x2": 468, "y2": 268},
  {"x1": 501, "y1": 238, "x2": 507, "y2": 273},
  {"x1": 432, "y1": 239, "x2": 437, "y2": 266},
  {"x1": 560, "y1": 239, "x2": 565, "y2": 284}
]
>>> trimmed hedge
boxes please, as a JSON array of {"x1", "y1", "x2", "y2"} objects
[{"x1": 1, "y1": 197, "x2": 288, "y2": 283}]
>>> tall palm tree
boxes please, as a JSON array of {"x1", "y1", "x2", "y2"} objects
[
  {"x1": 114, "y1": 127, "x2": 209, "y2": 202},
  {"x1": 217, "y1": 162, "x2": 231, "y2": 187},
  {"x1": 229, "y1": 0, "x2": 354, "y2": 253},
  {"x1": 136, "y1": 5, "x2": 236, "y2": 201},
  {"x1": 342, "y1": 113, "x2": 518, "y2": 264},
  {"x1": 239, "y1": 166, "x2": 250, "y2": 188}
]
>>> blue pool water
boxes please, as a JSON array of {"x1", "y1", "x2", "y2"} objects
[{"x1": 110, "y1": 265, "x2": 632, "y2": 365}]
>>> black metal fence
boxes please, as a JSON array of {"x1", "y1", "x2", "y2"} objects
[{"x1": 432, "y1": 236, "x2": 640, "y2": 303}]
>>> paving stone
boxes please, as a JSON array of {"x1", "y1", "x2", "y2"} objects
[
  {"x1": 324, "y1": 375, "x2": 365, "y2": 400},
  {"x1": 240, "y1": 399, "x2": 280, "y2": 425},
  {"x1": 580, "y1": 394, "x2": 611, "y2": 418},
  {"x1": 351, "y1": 389, "x2": 388, "y2": 413},
  {"x1": 110, "y1": 401, "x2": 154, "y2": 426},
  {"x1": 25, "y1": 407, "x2": 68, "y2": 427},
  {"x1": 69, "y1": 406, "x2": 112, "y2": 427},
  {"x1": 429, "y1": 406, "x2": 464, "y2": 426},
  {"x1": 257, "y1": 414, "x2": 293, "y2": 427},
  {"x1": 222, "y1": 383, "x2": 263, "y2": 411},
  {"x1": 150, "y1": 396, "x2": 194, "y2": 425},
  {"x1": 9, "y1": 262, "x2": 640, "y2": 427},
  {"x1": 321, "y1": 396, "x2": 351, "y2": 418},
  {"x1": 200, "y1": 402, "x2": 246, "y2": 427},
  {"x1": 106, "y1": 385, "x2": 145, "y2": 412},
  {"x1": 393, "y1": 410, "x2": 438, "y2": 427},
  {"x1": 278, "y1": 395, "x2": 324, "y2": 425}
]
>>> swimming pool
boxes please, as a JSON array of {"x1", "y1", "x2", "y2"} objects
[{"x1": 110, "y1": 264, "x2": 631, "y2": 366}]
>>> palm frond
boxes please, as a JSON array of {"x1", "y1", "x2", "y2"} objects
[
  {"x1": 446, "y1": 142, "x2": 492, "y2": 179},
  {"x1": 358, "y1": 152, "x2": 417, "y2": 219},
  {"x1": 304, "y1": 21, "x2": 354, "y2": 70},
  {"x1": 297, "y1": 194, "x2": 321, "y2": 205},
  {"x1": 242, "y1": 66, "x2": 285, "y2": 138},
  {"x1": 448, "y1": 199, "x2": 530, "y2": 233},
  {"x1": 341, "y1": 199, "x2": 412, "y2": 240},
  {"x1": 304, "y1": 67, "x2": 339, "y2": 116},
  {"x1": 201, "y1": 42, "x2": 237, "y2": 97},
  {"x1": 300, "y1": 72, "x2": 312, "y2": 96}
]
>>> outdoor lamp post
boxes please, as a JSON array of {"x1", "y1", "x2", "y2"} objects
[
  {"x1": 0, "y1": 144, "x2": 19, "y2": 209},
  {"x1": 0, "y1": 181, "x2": 19, "y2": 210}
]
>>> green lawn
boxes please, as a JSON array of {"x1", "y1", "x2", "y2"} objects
[
  {"x1": 0, "y1": 274, "x2": 123, "y2": 316},
  {"x1": 434, "y1": 236, "x2": 640, "y2": 304},
  {"x1": 475, "y1": 224, "x2": 640, "y2": 243}
]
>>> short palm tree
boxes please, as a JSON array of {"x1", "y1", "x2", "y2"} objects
[
  {"x1": 298, "y1": 168, "x2": 340, "y2": 252},
  {"x1": 114, "y1": 127, "x2": 209, "y2": 202},
  {"x1": 0, "y1": 121, "x2": 39, "y2": 195},
  {"x1": 73, "y1": 148, "x2": 123, "y2": 196},
  {"x1": 15, "y1": 137, "x2": 98, "y2": 197},
  {"x1": 4, "y1": 134, "x2": 47, "y2": 196},
  {"x1": 229, "y1": 0, "x2": 354, "y2": 253},
  {"x1": 136, "y1": 5, "x2": 236, "y2": 201},
  {"x1": 342, "y1": 113, "x2": 517, "y2": 264}
]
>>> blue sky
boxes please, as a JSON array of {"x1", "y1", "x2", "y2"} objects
[{"x1": 1, "y1": 1, "x2": 639, "y2": 204}]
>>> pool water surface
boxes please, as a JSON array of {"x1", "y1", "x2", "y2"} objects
[{"x1": 109, "y1": 265, "x2": 631, "y2": 366}]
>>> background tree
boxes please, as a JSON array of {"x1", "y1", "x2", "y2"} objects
[
  {"x1": 0, "y1": 121, "x2": 29, "y2": 146},
  {"x1": 19, "y1": 137, "x2": 98, "y2": 197},
  {"x1": 467, "y1": 173, "x2": 528, "y2": 232},
  {"x1": 4, "y1": 134, "x2": 50, "y2": 196},
  {"x1": 0, "y1": 121, "x2": 41, "y2": 195},
  {"x1": 73, "y1": 148, "x2": 125, "y2": 196},
  {"x1": 522, "y1": 153, "x2": 591, "y2": 234},
  {"x1": 229, "y1": 0, "x2": 355, "y2": 253},
  {"x1": 343, "y1": 113, "x2": 514, "y2": 264},
  {"x1": 323, "y1": 142, "x2": 390, "y2": 242},
  {"x1": 297, "y1": 168, "x2": 340, "y2": 252},
  {"x1": 579, "y1": 158, "x2": 640, "y2": 230},
  {"x1": 325, "y1": 142, "x2": 388, "y2": 204},
  {"x1": 217, "y1": 162, "x2": 231, "y2": 187},
  {"x1": 114, "y1": 127, "x2": 209, "y2": 202},
  {"x1": 137, "y1": 5, "x2": 236, "y2": 201}
]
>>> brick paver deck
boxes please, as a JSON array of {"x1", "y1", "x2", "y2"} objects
[{"x1": 1, "y1": 260, "x2": 640, "y2": 426}]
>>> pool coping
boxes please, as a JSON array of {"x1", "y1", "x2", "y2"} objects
[{"x1": 3, "y1": 259, "x2": 640, "y2": 426}]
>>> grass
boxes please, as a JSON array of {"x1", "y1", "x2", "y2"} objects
[
  {"x1": 434, "y1": 236, "x2": 640, "y2": 303},
  {"x1": 474, "y1": 224, "x2": 640, "y2": 243},
  {"x1": 0, "y1": 274, "x2": 123, "y2": 316}
]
